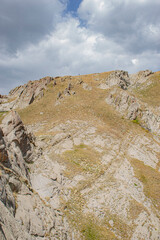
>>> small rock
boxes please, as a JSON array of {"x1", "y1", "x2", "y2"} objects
[
  {"x1": 51, "y1": 174, "x2": 57, "y2": 181},
  {"x1": 57, "y1": 91, "x2": 62, "y2": 99},
  {"x1": 109, "y1": 220, "x2": 114, "y2": 227},
  {"x1": 53, "y1": 80, "x2": 57, "y2": 86},
  {"x1": 9, "y1": 177, "x2": 21, "y2": 193}
]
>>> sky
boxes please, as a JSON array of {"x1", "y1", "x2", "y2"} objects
[{"x1": 0, "y1": 0, "x2": 160, "y2": 94}]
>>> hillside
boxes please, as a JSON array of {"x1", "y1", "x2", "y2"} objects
[{"x1": 0, "y1": 69, "x2": 160, "y2": 239}]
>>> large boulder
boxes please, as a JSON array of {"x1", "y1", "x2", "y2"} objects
[
  {"x1": 1, "y1": 111, "x2": 35, "y2": 164},
  {"x1": 106, "y1": 70, "x2": 130, "y2": 90}
]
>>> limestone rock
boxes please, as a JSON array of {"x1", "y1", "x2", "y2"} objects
[
  {"x1": 106, "y1": 70, "x2": 130, "y2": 89},
  {"x1": 106, "y1": 88, "x2": 160, "y2": 135},
  {"x1": 0, "y1": 201, "x2": 32, "y2": 240},
  {"x1": 4, "y1": 76, "x2": 53, "y2": 110},
  {"x1": 130, "y1": 69, "x2": 153, "y2": 86},
  {"x1": 1, "y1": 111, "x2": 35, "y2": 164}
]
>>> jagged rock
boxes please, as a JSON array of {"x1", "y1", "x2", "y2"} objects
[
  {"x1": 0, "y1": 174, "x2": 16, "y2": 215},
  {"x1": 77, "y1": 79, "x2": 83, "y2": 85},
  {"x1": 0, "y1": 128, "x2": 9, "y2": 166},
  {"x1": 53, "y1": 79, "x2": 57, "y2": 86},
  {"x1": 130, "y1": 69, "x2": 153, "y2": 86},
  {"x1": 57, "y1": 91, "x2": 63, "y2": 99},
  {"x1": 1, "y1": 111, "x2": 35, "y2": 164},
  {"x1": 106, "y1": 88, "x2": 140, "y2": 120},
  {"x1": 4, "y1": 76, "x2": 53, "y2": 110},
  {"x1": 67, "y1": 83, "x2": 72, "y2": 91},
  {"x1": 0, "y1": 111, "x2": 72, "y2": 239},
  {"x1": 64, "y1": 88, "x2": 71, "y2": 96},
  {"x1": 106, "y1": 88, "x2": 160, "y2": 135},
  {"x1": 106, "y1": 70, "x2": 130, "y2": 89},
  {"x1": 0, "y1": 201, "x2": 32, "y2": 240},
  {"x1": 9, "y1": 176, "x2": 22, "y2": 193}
]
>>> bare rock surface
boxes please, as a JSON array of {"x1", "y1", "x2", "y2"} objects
[
  {"x1": 106, "y1": 87, "x2": 160, "y2": 135},
  {"x1": 105, "y1": 70, "x2": 130, "y2": 89},
  {"x1": 129, "y1": 70, "x2": 153, "y2": 87},
  {"x1": 0, "y1": 112, "x2": 73, "y2": 239},
  {"x1": 28, "y1": 118, "x2": 160, "y2": 240},
  {"x1": 0, "y1": 76, "x2": 53, "y2": 111}
]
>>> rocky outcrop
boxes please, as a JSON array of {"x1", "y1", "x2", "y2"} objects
[
  {"x1": 0, "y1": 112, "x2": 73, "y2": 239},
  {"x1": 105, "y1": 70, "x2": 130, "y2": 90},
  {"x1": 0, "y1": 77, "x2": 53, "y2": 111},
  {"x1": 10, "y1": 77, "x2": 53, "y2": 109},
  {"x1": 0, "y1": 112, "x2": 35, "y2": 239},
  {"x1": 129, "y1": 69, "x2": 153, "y2": 87},
  {"x1": 1, "y1": 111, "x2": 35, "y2": 178},
  {"x1": 106, "y1": 88, "x2": 140, "y2": 120},
  {"x1": 106, "y1": 87, "x2": 160, "y2": 135}
]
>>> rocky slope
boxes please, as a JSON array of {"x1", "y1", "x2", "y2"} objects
[{"x1": 0, "y1": 69, "x2": 160, "y2": 239}]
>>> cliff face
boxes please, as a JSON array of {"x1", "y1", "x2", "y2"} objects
[
  {"x1": 0, "y1": 111, "x2": 33, "y2": 239},
  {"x1": 0, "y1": 70, "x2": 160, "y2": 240},
  {"x1": 0, "y1": 76, "x2": 53, "y2": 111},
  {"x1": 0, "y1": 112, "x2": 71, "y2": 239}
]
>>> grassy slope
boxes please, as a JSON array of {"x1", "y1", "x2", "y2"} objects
[{"x1": 133, "y1": 71, "x2": 160, "y2": 107}]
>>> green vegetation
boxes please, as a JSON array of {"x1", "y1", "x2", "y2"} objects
[{"x1": 132, "y1": 117, "x2": 139, "y2": 124}]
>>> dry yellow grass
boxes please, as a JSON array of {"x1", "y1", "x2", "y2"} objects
[
  {"x1": 63, "y1": 190, "x2": 117, "y2": 240},
  {"x1": 133, "y1": 72, "x2": 160, "y2": 107},
  {"x1": 18, "y1": 71, "x2": 140, "y2": 140},
  {"x1": 61, "y1": 144, "x2": 103, "y2": 178},
  {"x1": 131, "y1": 158, "x2": 160, "y2": 211}
]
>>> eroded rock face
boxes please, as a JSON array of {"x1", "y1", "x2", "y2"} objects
[
  {"x1": 1, "y1": 111, "x2": 35, "y2": 165},
  {"x1": 106, "y1": 70, "x2": 130, "y2": 89},
  {"x1": 130, "y1": 69, "x2": 153, "y2": 86},
  {"x1": 0, "y1": 112, "x2": 34, "y2": 238},
  {"x1": 106, "y1": 87, "x2": 160, "y2": 135},
  {"x1": 0, "y1": 113, "x2": 34, "y2": 239},
  {"x1": 0, "y1": 112, "x2": 73, "y2": 239},
  {"x1": 0, "y1": 77, "x2": 53, "y2": 111}
]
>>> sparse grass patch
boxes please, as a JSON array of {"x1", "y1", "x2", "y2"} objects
[
  {"x1": 133, "y1": 72, "x2": 160, "y2": 107},
  {"x1": 131, "y1": 158, "x2": 160, "y2": 210},
  {"x1": 61, "y1": 145, "x2": 103, "y2": 178},
  {"x1": 63, "y1": 190, "x2": 116, "y2": 240},
  {"x1": 128, "y1": 199, "x2": 146, "y2": 220},
  {"x1": 0, "y1": 111, "x2": 8, "y2": 123}
]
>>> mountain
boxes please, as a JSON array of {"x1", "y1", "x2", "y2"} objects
[{"x1": 0, "y1": 69, "x2": 160, "y2": 239}]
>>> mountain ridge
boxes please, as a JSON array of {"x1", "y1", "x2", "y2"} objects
[{"x1": 0, "y1": 69, "x2": 160, "y2": 239}]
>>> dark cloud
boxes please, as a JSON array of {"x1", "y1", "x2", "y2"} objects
[{"x1": 0, "y1": 0, "x2": 65, "y2": 54}]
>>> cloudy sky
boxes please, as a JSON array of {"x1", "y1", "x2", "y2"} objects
[{"x1": 0, "y1": 0, "x2": 160, "y2": 94}]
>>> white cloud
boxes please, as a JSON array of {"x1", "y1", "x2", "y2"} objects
[
  {"x1": 132, "y1": 59, "x2": 139, "y2": 65},
  {"x1": 0, "y1": 0, "x2": 160, "y2": 94},
  {"x1": 78, "y1": 0, "x2": 160, "y2": 54}
]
